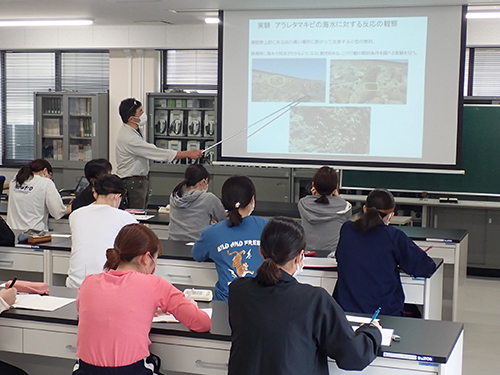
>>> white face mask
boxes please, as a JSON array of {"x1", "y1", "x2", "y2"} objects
[
  {"x1": 293, "y1": 253, "x2": 304, "y2": 278},
  {"x1": 247, "y1": 198, "x2": 255, "y2": 216},
  {"x1": 137, "y1": 113, "x2": 147, "y2": 127},
  {"x1": 383, "y1": 212, "x2": 394, "y2": 225}
]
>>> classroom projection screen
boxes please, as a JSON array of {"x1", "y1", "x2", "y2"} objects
[{"x1": 218, "y1": 6, "x2": 465, "y2": 169}]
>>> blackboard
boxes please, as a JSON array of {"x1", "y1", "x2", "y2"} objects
[{"x1": 341, "y1": 105, "x2": 500, "y2": 195}]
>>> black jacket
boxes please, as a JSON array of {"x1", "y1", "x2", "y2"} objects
[{"x1": 228, "y1": 270, "x2": 381, "y2": 375}]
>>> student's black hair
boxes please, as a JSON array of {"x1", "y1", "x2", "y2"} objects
[
  {"x1": 119, "y1": 98, "x2": 142, "y2": 124},
  {"x1": 93, "y1": 174, "x2": 126, "y2": 197},
  {"x1": 84, "y1": 158, "x2": 112, "y2": 182},
  {"x1": 221, "y1": 175, "x2": 255, "y2": 227},
  {"x1": 352, "y1": 188, "x2": 396, "y2": 233},
  {"x1": 256, "y1": 217, "x2": 306, "y2": 286},
  {"x1": 14, "y1": 159, "x2": 53, "y2": 186},
  {"x1": 172, "y1": 164, "x2": 210, "y2": 198},
  {"x1": 312, "y1": 166, "x2": 338, "y2": 204}
]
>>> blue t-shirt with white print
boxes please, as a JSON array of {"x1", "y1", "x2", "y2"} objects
[{"x1": 192, "y1": 216, "x2": 268, "y2": 301}]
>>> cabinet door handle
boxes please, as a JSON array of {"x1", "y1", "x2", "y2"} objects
[
  {"x1": 195, "y1": 359, "x2": 228, "y2": 369},
  {"x1": 166, "y1": 274, "x2": 192, "y2": 279},
  {"x1": 0, "y1": 260, "x2": 14, "y2": 266},
  {"x1": 65, "y1": 345, "x2": 77, "y2": 352}
]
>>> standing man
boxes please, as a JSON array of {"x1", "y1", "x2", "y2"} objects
[{"x1": 116, "y1": 98, "x2": 203, "y2": 209}]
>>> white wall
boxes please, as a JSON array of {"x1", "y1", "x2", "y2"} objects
[
  {"x1": 467, "y1": 18, "x2": 500, "y2": 46},
  {"x1": 1, "y1": 18, "x2": 499, "y2": 180},
  {"x1": 0, "y1": 23, "x2": 218, "y2": 181}
]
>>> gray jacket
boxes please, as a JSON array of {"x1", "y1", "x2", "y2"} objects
[
  {"x1": 169, "y1": 189, "x2": 226, "y2": 242},
  {"x1": 298, "y1": 195, "x2": 352, "y2": 252}
]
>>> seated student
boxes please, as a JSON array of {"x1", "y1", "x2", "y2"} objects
[
  {"x1": 228, "y1": 217, "x2": 381, "y2": 375},
  {"x1": 66, "y1": 174, "x2": 138, "y2": 288},
  {"x1": 298, "y1": 166, "x2": 351, "y2": 253},
  {"x1": 7, "y1": 159, "x2": 70, "y2": 231},
  {"x1": 74, "y1": 224, "x2": 211, "y2": 375},
  {"x1": 168, "y1": 164, "x2": 226, "y2": 241},
  {"x1": 71, "y1": 158, "x2": 112, "y2": 211},
  {"x1": 333, "y1": 188, "x2": 436, "y2": 317},
  {"x1": 0, "y1": 287, "x2": 29, "y2": 375},
  {"x1": 192, "y1": 175, "x2": 268, "y2": 301}
]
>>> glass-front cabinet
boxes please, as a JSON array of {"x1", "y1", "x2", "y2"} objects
[
  {"x1": 147, "y1": 92, "x2": 217, "y2": 171},
  {"x1": 35, "y1": 92, "x2": 109, "y2": 167}
]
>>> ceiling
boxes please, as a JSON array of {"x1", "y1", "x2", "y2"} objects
[{"x1": 0, "y1": 0, "x2": 500, "y2": 26}]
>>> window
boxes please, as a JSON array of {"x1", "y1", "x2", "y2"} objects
[
  {"x1": 62, "y1": 52, "x2": 109, "y2": 92},
  {"x1": 470, "y1": 48, "x2": 500, "y2": 96},
  {"x1": 3, "y1": 52, "x2": 55, "y2": 164},
  {"x1": 0, "y1": 51, "x2": 109, "y2": 166},
  {"x1": 162, "y1": 50, "x2": 217, "y2": 92}
]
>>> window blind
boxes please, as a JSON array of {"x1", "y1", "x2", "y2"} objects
[
  {"x1": 472, "y1": 48, "x2": 500, "y2": 96},
  {"x1": 166, "y1": 50, "x2": 218, "y2": 88},
  {"x1": 62, "y1": 52, "x2": 109, "y2": 92},
  {"x1": 463, "y1": 48, "x2": 469, "y2": 97},
  {"x1": 4, "y1": 52, "x2": 55, "y2": 163}
]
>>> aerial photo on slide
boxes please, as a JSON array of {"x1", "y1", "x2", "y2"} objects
[
  {"x1": 251, "y1": 58, "x2": 326, "y2": 102},
  {"x1": 330, "y1": 59, "x2": 408, "y2": 104},
  {"x1": 289, "y1": 106, "x2": 371, "y2": 155}
]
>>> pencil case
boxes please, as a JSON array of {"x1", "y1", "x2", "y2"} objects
[
  {"x1": 27, "y1": 234, "x2": 52, "y2": 244},
  {"x1": 6, "y1": 280, "x2": 49, "y2": 295}
]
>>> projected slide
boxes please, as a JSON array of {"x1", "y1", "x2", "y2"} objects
[{"x1": 246, "y1": 16, "x2": 427, "y2": 158}]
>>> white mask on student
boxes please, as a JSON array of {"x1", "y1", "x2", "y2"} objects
[
  {"x1": 247, "y1": 198, "x2": 255, "y2": 216},
  {"x1": 137, "y1": 113, "x2": 148, "y2": 127},
  {"x1": 293, "y1": 253, "x2": 304, "y2": 278}
]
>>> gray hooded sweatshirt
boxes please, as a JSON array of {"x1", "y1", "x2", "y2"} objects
[
  {"x1": 169, "y1": 189, "x2": 226, "y2": 242},
  {"x1": 298, "y1": 195, "x2": 352, "y2": 252}
]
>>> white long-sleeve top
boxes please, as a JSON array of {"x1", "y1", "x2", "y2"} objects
[
  {"x1": 115, "y1": 123, "x2": 177, "y2": 178},
  {"x1": 7, "y1": 175, "x2": 67, "y2": 231},
  {"x1": 66, "y1": 204, "x2": 138, "y2": 288},
  {"x1": 0, "y1": 297, "x2": 9, "y2": 313}
]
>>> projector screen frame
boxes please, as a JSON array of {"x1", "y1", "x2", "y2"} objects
[{"x1": 216, "y1": 6, "x2": 467, "y2": 171}]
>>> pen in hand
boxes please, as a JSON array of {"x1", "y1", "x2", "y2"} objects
[
  {"x1": 370, "y1": 307, "x2": 381, "y2": 323},
  {"x1": 8, "y1": 277, "x2": 17, "y2": 289}
]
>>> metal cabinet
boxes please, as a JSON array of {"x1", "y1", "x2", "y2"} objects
[
  {"x1": 34, "y1": 92, "x2": 109, "y2": 167},
  {"x1": 147, "y1": 92, "x2": 217, "y2": 169}
]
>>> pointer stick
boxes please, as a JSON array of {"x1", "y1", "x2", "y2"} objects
[{"x1": 203, "y1": 96, "x2": 308, "y2": 153}]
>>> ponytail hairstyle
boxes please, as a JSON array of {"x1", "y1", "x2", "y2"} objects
[
  {"x1": 172, "y1": 164, "x2": 210, "y2": 197},
  {"x1": 93, "y1": 174, "x2": 125, "y2": 197},
  {"x1": 312, "y1": 166, "x2": 338, "y2": 204},
  {"x1": 221, "y1": 175, "x2": 256, "y2": 227},
  {"x1": 256, "y1": 217, "x2": 306, "y2": 286},
  {"x1": 104, "y1": 224, "x2": 163, "y2": 270},
  {"x1": 352, "y1": 188, "x2": 396, "y2": 233},
  {"x1": 15, "y1": 159, "x2": 53, "y2": 186}
]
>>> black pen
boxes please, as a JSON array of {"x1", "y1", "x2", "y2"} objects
[
  {"x1": 9, "y1": 277, "x2": 17, "y2": 289},
  {"x1": 370, "y1": 307, "x2": 381, "y2": 323}
]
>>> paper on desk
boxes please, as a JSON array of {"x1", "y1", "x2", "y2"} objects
[
  {"x1": 346, "y1": 315, "x2": 379, "y2": 324},
  {"x1": 134, "y1": 215, "x2": 155, "y2": 220},
  {"x1": 303, "y1": 257, "x2": 337, "y2": 268},
  {"x1": 153, "y1": 308, "x2": 213, "y2": 323},
  {"x1": 50, "y1": 233, "x2": 71, "y2": 238},
  {"x1": 185, "y1": 242, "x2": 195, "y2": 246},
  {"x1": 352, "y1": 325, "x2": 393, "y2": 346},
  {"x1": 13, "y1": 295, "x2": 75, "y2": 311}
]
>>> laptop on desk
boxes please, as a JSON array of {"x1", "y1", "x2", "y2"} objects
[{"x1": 59, "y1": 176, "x2": 89, "y2": 204}]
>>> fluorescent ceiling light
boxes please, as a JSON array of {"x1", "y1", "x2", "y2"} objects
[
  {"x1": 205, "y1": 17, "x2": 220, "y2": 24},
  {"x1": 466, "y1": 12, "x2": 500, "y2": 19},
  {"x1": 0, "y1": 19, "x2": 94, "y2": 27}
]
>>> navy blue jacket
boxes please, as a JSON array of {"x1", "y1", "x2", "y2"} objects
[{"x1": 333, "y1": 221, "x2": 436, "y2": 316}]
